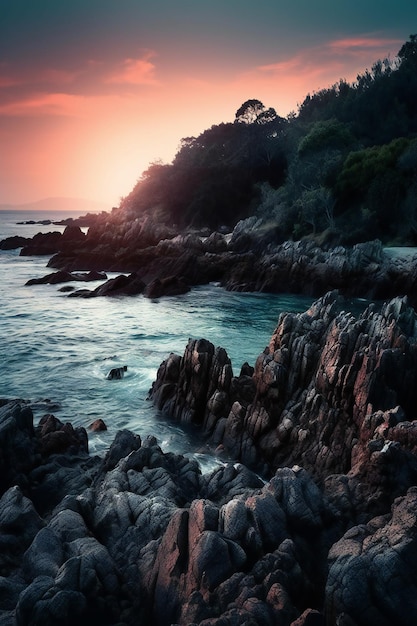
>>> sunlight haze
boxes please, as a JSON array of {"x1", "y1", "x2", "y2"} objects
[{"x1": 0, "y1": 0, "x2": 415, "y2": 207}]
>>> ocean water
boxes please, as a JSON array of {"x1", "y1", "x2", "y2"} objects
[{"x1": 0, "y1": 210, "x2": 315, "y2": 468}]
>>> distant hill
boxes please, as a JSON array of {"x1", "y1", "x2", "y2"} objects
[{"x1": 0, "y1": 197, "x2": 109, "y2": 213}]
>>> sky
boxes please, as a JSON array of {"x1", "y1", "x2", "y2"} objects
[{"x1": 0, "y1": 0, "x2": 416, "y2": 208}]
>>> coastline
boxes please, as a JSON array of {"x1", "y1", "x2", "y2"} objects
[{"x1": 1, "y1": 288, "x2": 417, "y2": 624}]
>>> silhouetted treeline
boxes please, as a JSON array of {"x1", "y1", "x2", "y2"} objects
[{"x1": 119, "y1": 35, "x2": 417, "y2": 245}]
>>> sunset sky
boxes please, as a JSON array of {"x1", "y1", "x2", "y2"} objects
[{"x1": 1, "y1": 1, "x2": 416, "y2": 208}]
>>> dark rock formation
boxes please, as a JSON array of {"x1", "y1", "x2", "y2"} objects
[
  {"x1": 4, "y1": 207, "x2": 416, "y2": 304},
  {"x1": 45, "y1": 216, "x2": 417, "y2": 304},
  {"x1": 0, "y1": 235, "x2": 30, "y2": 250},
  {"x1": 88, "y1": 419, "x2": 107, "y2": 432},
  {"x1": 2, "y1": 291, "x2": 417, "y2": 624},
  {"x1": 106, "y1": 366, "x2": 127, "y2": 380},
  {"x1": 25, "y1": 270, "x2": 106, "y2": 285},
  {"x1": 68, "y1": 273, "x2": 145, "y2": 298},
  {"x1": 149, "y1": 291, "x2": 417, "y2": 519},
  {"x1": 0, "y1": 399, "x2": 332, "y2": 625},
  {"x1": 143, "y1": 275, "x2": 190, "y2": 298},
  {"x1": 326, "y1": 488, "x2": 417, "y2": 625},
  {"x1": 19, "y1": 225, "x2": 86, "y2": 256}
]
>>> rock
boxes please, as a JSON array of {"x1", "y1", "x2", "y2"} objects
[
  {"x1": 0, "y1": 487, "x2": 44, "y2": 575},
  {"x1": 149, "y1": 338, "x2": 233, "y2": 427},
  {"x1": 143, "y1": 275, "x2": 190, "y2": 298},
  {"x1": 25, "y1": 270, "x2": 107, "y2": 286},
  {"x1": 36, "y1": 414, "x2": 88, "y2": 456},
  {"x1": 106, "y1": 366, "x2": 127, "y2": 380},
  {"x1": 326, "y1": 488, "x2": 417, "y2": 626},
  {"x1": 20, "y1": 226, "x2": 86, "y2": 257},
  {"x1": 88, "y1": 418, "x2": 107, "y2": 431},
  {"x1": 0, "y1": 235, "x2": 30, "y2": 250},
  {"x1": 0, "y1": 401, "x2": 36, "y2": 495},
  {"x1": 69, "y1": 273, "x2": 145, "y2": 297},
  {"x1": 2, "y1": 292, "x2": 417, "y2": 624},
  {"x1": 150, "y1": 291, "x2": 417, "y2": 517},
  {"x1": 94, "y1": 273, "x2": 145, "y2": 297}
]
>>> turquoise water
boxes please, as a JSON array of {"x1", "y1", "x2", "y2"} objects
[{"x1": 0, "y1": 210, "x2": 314, "y2": 466}]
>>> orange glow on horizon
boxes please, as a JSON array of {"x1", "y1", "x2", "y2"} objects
[{"x1": 0, "y1": 34, "x2": 406, "y2": 206}]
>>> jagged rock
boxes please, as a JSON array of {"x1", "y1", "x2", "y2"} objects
[
  {"x1": 2, "y1": 292, "x2": 417, "y2": 624},
  {"x1": 106, "y1": 366, "x2": 127, "y2": 380},
  {"x1": 0, "y1": 487, "x2": 44, "y2": 575},
  {"x1": 143, "y1": 275, "x2": 190, "y2": 298},
  {"x1": 25, "y1": 270, "x2": 106, "y2": 286},
  {"x1": 88, "y1": 418, "x2": 107, "y2": 431},
  {"x1": 20, "y1": 225, "x2": 86, "y2": 257},
  {"x1": 94, "y1": 273, "x2": 145, "y2": 296},
  {"x1": 0, "y1": 235, "x2": 30, "y2": 250},
  {"x1": 69, "y1": 273, "x2": 145, "y2": 297},
  {"x1": 36, "y1": 414, "x2": 88, "y2": 457},
  {"x1": 150, "y1": 291, "x2": 417, "y2": 516},
  {"x1": 0, "y1": 401, "x2": 36, "y2": 495},
  {"x1": 149, "y1": 338, "x2": 233, "y2": 426},
  {"x1": 326, "y1": 488, "x2": 417, "y2": 626}
]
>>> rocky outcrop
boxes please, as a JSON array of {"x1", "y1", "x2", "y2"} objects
[
  {"x1": 0, "y1": 235, "x2": 30, "y2": 250},
  {"x1": 149, "y1": 291, "x2": 417, "y2": 519},
  {"x1": 0, "y1": 399, "x2": 333, "y2": 625},
  {"x1": 46, "y1": 227, "x2": 417, "y2": 305},
  {"x1": 68, "y1": 272, "x2": 146, "y2": 298},
  {"x1": 19, "y1": 225, "x2": 86, "y2": 256},
  {"x1": 3, "y1": 208, "x2": 417, "y2": 303},
  {"x1": 2, "y1": 292, "x2": 417, "y2": 624},
  {"x1": 326, "y1": 488, "x2": 417, "y2": 625},
  {"x1": 25, "y1": 270, "x2": 106, "y2": 285}
]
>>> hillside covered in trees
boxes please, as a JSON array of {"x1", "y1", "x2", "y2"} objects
[{"x1": 118, "y1": 35, "x2": 417, "y2": 247}]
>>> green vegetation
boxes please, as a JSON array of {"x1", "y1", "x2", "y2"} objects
[{"x1": 119, "y1": 35, "x2": 417, "y2": 245}]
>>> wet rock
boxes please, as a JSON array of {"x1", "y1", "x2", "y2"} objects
[
  {"x1": 0, "y1": 487, "x2": 44, "y2": 575},
  {"x1": 150, "y1": 291, "x2": 417, "y2": 519},
  {"x1": 88, "y1": 418, "x2": 107, "y2": 431},
  {"x1": 326, "y1": 488, "x2": 417, "y2": 626},
  {"x1": 143, "y1": 275, "x2": 190, "y2": 298},
  {"x1": 25, "y1": 270, "x2": 106, "y2": 286},
  {"x1": 2, "y1": 292, "x2": 417, "y2": 624},
  {"x1": 0, "y1": 401, "x2": 36, "y2": 495},
  {"x1": 20, "y1": 225, "x2": 86, "y2": 257},
  {"x1": 106, "y1": 366, "x2": 127, "y2": 380},
  {"x1": 69, "y1": 273, "x2": 145, "y2": 297},
  {"x1": 36, "y1": 414, "x2": 88, "y2": 457},
  {"x1": 0, "y1": 235, "x2": 30, "y2": 250}
]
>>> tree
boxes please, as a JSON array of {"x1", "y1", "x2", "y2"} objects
[
  {"x1": 235, "y1": 99, "x2": 266, "y2": 124},
  {"x1": 398, "y1": 34, "x2": 417, "y2": 65}
]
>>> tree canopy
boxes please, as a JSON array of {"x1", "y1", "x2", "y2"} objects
[{"x1": 119, "y1": 35, "x2": 417, "y2": 245}]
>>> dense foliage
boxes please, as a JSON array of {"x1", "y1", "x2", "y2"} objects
[{"x1": 119, "y1": 36, "x2": 417, "y2": 245}]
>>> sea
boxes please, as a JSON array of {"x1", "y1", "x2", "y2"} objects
[{"x1": 0, "y1": 209, "x2": 315, "y2": 470}]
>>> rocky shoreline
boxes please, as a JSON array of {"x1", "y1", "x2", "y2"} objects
[
  {"x1": 1, "y1": 291, "x2": 417, "y2": 625},
  {"x1": 1, "y1": 214, "x2": 417, "y2": 303}
]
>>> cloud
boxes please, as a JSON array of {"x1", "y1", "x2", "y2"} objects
[
  {"x1": 0, "y1": 92, "x2": 85, "y2": 117},
  {"x1": 328, "y1": 36, "x2": 403, "y2": 52},
  {"x1": 258, "y1": 35, "x2": 403, "y2": 77},
  {"x1": 105, "y1": 52, "x2": 158, "y2": 86},
  {"x1": 226, "y1": 34, "x2": 405, "y2": 116}
]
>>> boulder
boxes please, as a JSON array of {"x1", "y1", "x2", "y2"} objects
[
  {"x1": 326, "y1": 488, "x2": 417, "y2": 626},
  {"x1": 106, "y1": 366, "x2": 127, "y2": 380},
  {"x1": 143, "y1": 275, "x2": 190, "y2": 298}
]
